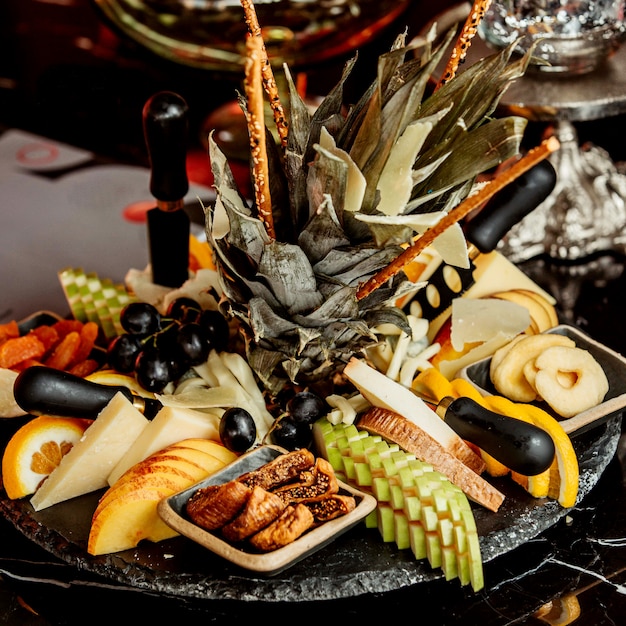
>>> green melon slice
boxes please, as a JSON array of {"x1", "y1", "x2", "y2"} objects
[{"x1": 313, "y1": 419, "x2": 484, "y2": 591}]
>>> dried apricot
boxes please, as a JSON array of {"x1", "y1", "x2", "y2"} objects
[
  {"x1": 12, "y1": 358, "x2": 43, "y2": 372},
  {"x1": 51, "y1": 319, "x2": 84, "y2": 339},
  {"x1": 68, "y1": 358, "x2": 100, "y2": 377},
  {"x1": 44, "y1": 331, "x2": 81, "y2": 370},
  {"x1": 69, "y1": 322, "x2": 99, "y2": 366},
  {"x1": 0, "y1": 321, "x2": 20, "y2": 345},
  {"x1": 0, "y1": 335, "x2": 46, "y2": 369},
  {"x1": 29, "y1": 325, "x2": 60, "y2": 354}
]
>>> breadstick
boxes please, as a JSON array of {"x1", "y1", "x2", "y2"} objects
[
  {"x1": 239, "y1": 0, "x2": 289, "y2": 147},
  {"x1": 244, "y1": 34, "x2": 275, "y2": 240},
  {"x1": 435, "y1": 0, "x2": 493, "y2": 90},
  {"x1": 355, "y1": 136, "x2": 560, "y2": 301}
]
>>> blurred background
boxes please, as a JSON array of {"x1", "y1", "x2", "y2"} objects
[
  {"x1": 1, "y1": 0, "x2": 625, "y2": 167},
  {"x1": 0, "y1": 0, "x2": 445, "y2": 167}
]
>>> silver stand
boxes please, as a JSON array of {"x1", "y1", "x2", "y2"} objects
[{"x1": 429, "y1": 4, "x2": 626, "y2": 263}]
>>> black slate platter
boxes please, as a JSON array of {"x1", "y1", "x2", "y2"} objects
[
  {"x1": 0, "y1": 313, "x2": 622, "y2": 602},
  {"x1": 0, "y1": 414, "x2": 620, "y2": 603}
]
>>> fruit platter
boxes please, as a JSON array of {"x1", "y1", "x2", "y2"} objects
[{"x1": 1, "y1": 0, "x2": 626, "y2": 611}]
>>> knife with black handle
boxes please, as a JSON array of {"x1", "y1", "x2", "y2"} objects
[
  {"x1": 410, "y1": 159, "x2": 557, "y2": 320},
  {"x1": 13, "y1": 367, "x2": 162, "y2": 420},
  {"x1": 414, "y1": 392, "x2": 556, "y2": 476},
  {"x1": 143, "y1": 91, "x2": 190, "y2": 288}
]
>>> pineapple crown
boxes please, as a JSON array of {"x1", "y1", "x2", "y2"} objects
[{"x1": 204, "y1": 16, "x2": 531, "y2": 395}]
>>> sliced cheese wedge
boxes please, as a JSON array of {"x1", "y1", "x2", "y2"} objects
[
  {"x1": 343, "y1": 358, "x2": 485, "y2": 474},
  {"x1": 30, "y1": 392, "x2": 149, "y2": 511},
  {"x1": 107, "y1": 405, "x2": 221, "y2": 486}
]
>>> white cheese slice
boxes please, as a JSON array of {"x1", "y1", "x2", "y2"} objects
[
  {"x1": 343, "y1": 357, "x2": 482, "y2": 471},
  {"x1": 450, "y1": 297, "x2": 530, "y2": 352},
  {"x1": 107, "y1": 405, "x2": 221, "y2": 486},
  {"x1": 436, "y1": 332, "x2": 515, "y2": 380},
  {"x1": 30, "y1": 392, "x2": 149, "y2": 511},
  {"x1": 426, "y1": 250, "x2": 557, "y2": 341}
]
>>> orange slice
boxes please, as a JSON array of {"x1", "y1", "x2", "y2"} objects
[{"x1": 2, "y1": 416, "x2": 92, "y2": 499}]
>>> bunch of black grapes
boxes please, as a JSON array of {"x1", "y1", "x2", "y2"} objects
[{"x1": 106, "y1": 298, "x2": 229, "y2": 392}]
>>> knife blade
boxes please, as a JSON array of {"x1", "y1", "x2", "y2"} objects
[
  {"x1": 143, "y1": 91, "x2": 190, "y2": 288},
  {"x1": 408, "y1": 159, "x2": 557, "y2": 324},
  {"x1": 413, "y1": 390, "x2": 556, "y2": 476}
]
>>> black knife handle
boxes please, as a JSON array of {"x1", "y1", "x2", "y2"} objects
[
  {"x1": 437, "y1": 396, "x2": 556, "y2": 476},
  {"x1": 465, "y1": 159, "x2": 557, "y2": 253},
  {"x1": 143, "y1": 91, "x2": 189, "y2": 208},
  {"x1": 13, "y1": 367, "x2": 160, "y2": 420}
]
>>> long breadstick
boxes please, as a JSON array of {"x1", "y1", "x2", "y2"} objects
[
  {"x1": 239, "y1": 0, "x2": 289, "y2": 148},
  {"x1": 244, "y1": 34, "x2": 275, "y2": 240},
  {"x1": 355, "y1": 136, "x2": 560, "y2": 301},
  {"x1": 435, "y1": 0, "x2": 493, "y2": 90}
]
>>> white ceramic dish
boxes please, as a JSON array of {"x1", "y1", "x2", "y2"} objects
[
  {"x1": 157, "y1": 445, "x2": 377, "y2": 576},
  {"x1": 458, "y1": 324, "x2": 626, "y2": 436}
]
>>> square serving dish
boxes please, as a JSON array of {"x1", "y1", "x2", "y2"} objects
[
  {"x1": 157, "y1": 445, "x2": 377, "y2": 576},
  {"x1": 458, "y1": 324, "x2": 626, "y2": 436}
]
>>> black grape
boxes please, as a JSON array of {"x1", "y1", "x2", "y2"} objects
[
  {"x1": 120, "y1": 302, "x2": 161, "y2": 335},
  {"x1": 175, "y1": 323, "x2": 211, "y2": 365},
  {"x1": 199, "y1": 309, "x2": 229, "y2": 352},
  {"x1": 271, "y1": 415, "x2": 312, "y2": 450},
  {"x1": 106, "y1": 334, "x2": 142, "y2": 373},
  {"x1": 135, "y1": 347, "x2": 173, "y2": 392},
  {"x1": 219, "y1": 408, "x2": 257, "y2": 452},
  {"x1": 287, "y1": 390, "x2": 327, "y2": 425},
  {"x1": 166, "y1": 297, "x2": 202, "y2": 324}
]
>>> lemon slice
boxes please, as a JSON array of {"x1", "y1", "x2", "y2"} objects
[
  {"x1": 524, "y1": 404, "x2": 579, "y2": 508},
  {"x1": 85, "y1": 370, "x2": 156, "y2": 399},
  {"x1": 0, "y1": 368, "x2": 27, "y2": 418},
  {"x1": 2, "y1": 415, "x2": 92, "y2": 499}
]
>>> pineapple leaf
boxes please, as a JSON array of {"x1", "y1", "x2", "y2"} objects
[{"x1": 205, "y1": 26, "x2": 535, "y2": 393}]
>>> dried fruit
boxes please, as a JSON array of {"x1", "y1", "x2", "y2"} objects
[
  {"x1": 0, "y1": 321, "x2": 20, "y2": 344},
  {"x1": 0, "y1": 334, "x2": 45, "y2": 369},
  {"x1": 44, "y1": 331, "x2": 81, "y2": 370},
  {"x1": 532, "y1": 346, "x2": 609, "y2": 418}
]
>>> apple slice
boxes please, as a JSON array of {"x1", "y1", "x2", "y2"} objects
[
  {"x1": 88, "y1": 439, "x2": 230, "y2": 555},
  {"x1": 96, "y1": 471, "x2": 197, "y2": 513},
  {"x1": 514, "y1": 288, "x2": 559, "y2": 328},
  {"x1": 113, "y1": 456, "x2": 213, "y2": 486},
  {"x1": 132, "y1": 446, "x2": 229, "y2": 475},
  {"x1": 167, "y1": 438, "x2": 237, "y2": 466},
  {"x1": 88, "y1": 487, "x2": 179, "y2": 555}
]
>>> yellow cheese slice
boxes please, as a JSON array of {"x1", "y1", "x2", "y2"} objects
[
  {"x1": 107, "y1": 405, "x2": 221, "y2": 486},
  {"x1": 465, "y1": 251, "x2": 556, "y2": 303},
  {"x1": 30, "y1": 393, "x2": 149, "y2": 511}
]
